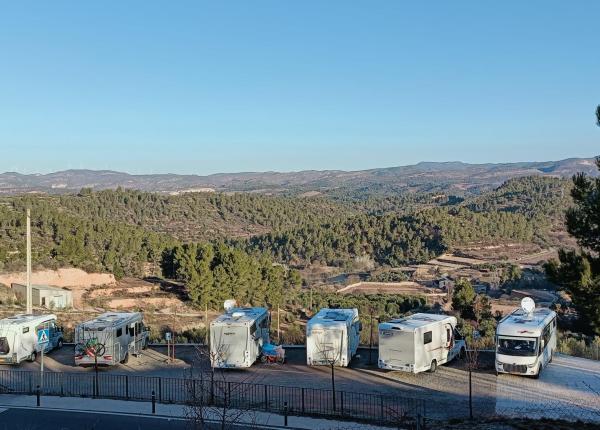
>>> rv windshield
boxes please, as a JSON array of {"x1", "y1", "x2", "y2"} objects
[{"x1": 497, "y1": 336, "x2": 538, "y2": 356}]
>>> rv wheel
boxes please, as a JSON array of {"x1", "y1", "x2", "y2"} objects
[
  {"x1": 428, "y1": 360, "x2": 437, "y2": 373},
  {"x1": 29, "y1": 351, "x2": 37, "y2": 362}
]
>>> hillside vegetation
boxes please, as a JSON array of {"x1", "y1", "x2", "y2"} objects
[{"x1": 0, "y1": 176, "x2": 573, "y2": 307}]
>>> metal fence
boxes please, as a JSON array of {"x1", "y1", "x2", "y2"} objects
[{"x1": 0, "y1": 370, "x2": 425, "y2": 427}]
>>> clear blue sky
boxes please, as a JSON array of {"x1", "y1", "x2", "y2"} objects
[{"x1": 1, "y1": 1, "x2": 598, "y2": 175}]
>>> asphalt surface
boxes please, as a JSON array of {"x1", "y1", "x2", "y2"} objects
[
  {"x1": 0, "y1": 408, "x2": 187, "y2": 430},
  {"x1": 0, "y1": 408, "x2": 296, "y2": 430}
]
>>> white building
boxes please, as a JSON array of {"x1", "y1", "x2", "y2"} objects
[{"x1": 12, "y1": 283, "x2": 73, "y2": 309}]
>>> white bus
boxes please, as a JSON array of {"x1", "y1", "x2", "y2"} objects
[
  {"x1": 74, "y1": 312, "x2": 149, "y2": 367},
  {"x1": 378, "y1": 313, "x2": 465, "y2": 373},
  {"x1": 210, "y1": 306, "x2": 270, "y2": 368},
  {"x1": 495, "y1": 298, "x2": 556, "y2": 378},
  {"x1": 0, "y1": 314, "x2": 64, "y2": 365},
  {"x1": 306, "y1": 308, "x2": 361, "y2": 367}
]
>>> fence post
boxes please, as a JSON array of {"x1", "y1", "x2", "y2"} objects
[
  {"x1": 29, "y1": 373, "x2": 32, "y2": 394},
  {"x1": 227, "y1": 381, "x2": 231, "y2": 406},
  {"x1": 469, "y1": 369, "x2": 473, "y2": 420},
  {"x1": 301, "y1": 388, "x2": 305, "y2": 414},
  {"x1": 158, "y1": 377, "x2": 162, "y2": 403},
  {"x1": 125, "y1": 375, "x2": 129, "y2": 400},
  {"x1": 264, "y1": 384, "x2": 268, "y2": 411},
  {"x1": 60, "y1": 373, "x2": 64, "y2": 397},
  {"x1": 380, "y1": 395, "x2": 384, "y2": 421},
  {"x1": 284, "y1": 401, "x2": 288, "y2": 427},
  {"x1": 36, "y1": 385, "x2": 40, "y2": 407},
  {"x1": 151, "y1": 390, "x2": 156, "y2": 414},
  {"x1": 340, "y1": 391, "x2": 344, "y2": 417}
]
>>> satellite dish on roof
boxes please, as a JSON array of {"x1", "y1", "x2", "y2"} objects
[
  {"x1": 521, "y1": 297, "x2": 535, "y2": 314},
  {"x1": 224, "y1": 299, "x2": 237, "y2": 313}
]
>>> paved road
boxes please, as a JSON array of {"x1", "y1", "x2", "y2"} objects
[
  {"x1": 0, "y1": 408, "x2": 299, "y2": 430},
  {"x1": 0, "y1": 408, "x2": 188, "y2": 430}
]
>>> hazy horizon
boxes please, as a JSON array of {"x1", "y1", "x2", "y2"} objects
[{"x1": 1, "y1": 154, "x2": 598, "y2": 177}]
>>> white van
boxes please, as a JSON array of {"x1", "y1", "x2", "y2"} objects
[
  {"x1": 74, "y1": 312, "x2": 149, "y2": 366},
  {"x1": 378, "y1": 313, "x2": 465, "y2": 373},
  {"x1": 306, "y1": 308, "x2": 361, "y2": 367},
  {"x1": 210, "y1": 307, "x2": 270, "y2": 368},
  {"x1": 0, "y1": 314, "x2": 64, "y2": 365},
  {"x1": 495, "y1": 298, "x2": 556, "y2": 378}
]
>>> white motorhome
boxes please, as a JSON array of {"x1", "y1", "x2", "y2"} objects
[
  {"x1": 495, "y1": 298, "x2": 556, "y2": 378},
  {"x1": 210, "y1": 306, "x2": 270, "y2": 368},
  {"x1": 306, "y1": 308, "x2": 361, "y2": 367},
  {"x1": 0, "y1": 314, "x2": 64, "y2": 365},
  {"x1": 74, "y1": 312, "x2": 149, "y2": 367},
  {"x1": 378, "y1": 313, "x2": 465, "y2": 373}
]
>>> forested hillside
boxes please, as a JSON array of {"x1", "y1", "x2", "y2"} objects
[
  {"x1": 464, "y1": 176, "x2": 571, "y2": 220},
  {"x1": 244, "y1": 208, "x2": 534, "y2": 267},
  {"x1": 55, "y1": 188, "x2": 350, "y2": 241},
  {"x1": 0, "y1": 176, "x2": 573, "y2": 302}
]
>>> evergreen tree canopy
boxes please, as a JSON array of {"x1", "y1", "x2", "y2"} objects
[{"x1": 545, "y1": 108, "x2": 600, "y2": 335}]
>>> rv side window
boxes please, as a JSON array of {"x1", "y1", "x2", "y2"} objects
[
  {"x1": 116, "y1": 328, "x2": 122, "y2": 338},
  {"x1": 424, "y1": 331, "x2": 432, "y2": 345},
  {"x1": 250, "y1": 323, "x2": 257, "y2": 336},
  {"x1": 23, "y1": 327, "x2": 29, "y2": 334}
]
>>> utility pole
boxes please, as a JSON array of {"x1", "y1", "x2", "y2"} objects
[
  {"x1": 205, "y1": 303, "x2": 209, "y2": 345},
  {"x1": 369, "y1": 313, "x2": 374, "y2": 365},
  {"x1": 26, "y1": 208, "x2": 32, "y2": 314},
  {"x1": 277, "y1": 305, "x2": 281, "y2": 344}
]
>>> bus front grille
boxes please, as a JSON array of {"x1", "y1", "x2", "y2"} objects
[{"x1": 503, "y1": 363, "x2": 527, "y2": 373}]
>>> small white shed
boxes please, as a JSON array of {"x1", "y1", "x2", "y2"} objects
[{"x1": 11, "y1": 283, "x2": 73, "y2": 309}]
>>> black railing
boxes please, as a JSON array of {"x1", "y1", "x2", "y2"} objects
[{"x1": 0, "y1": 370, "x2": 425, "y2": 426}]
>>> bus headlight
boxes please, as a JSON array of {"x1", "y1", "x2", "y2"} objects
[{"x1": 527, "y1": 362, "x2": 536, "y2": 368}]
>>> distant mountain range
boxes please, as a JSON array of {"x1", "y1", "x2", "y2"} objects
[{"x1": 0, "y1": 157, "x2": 597, "y2": 196}]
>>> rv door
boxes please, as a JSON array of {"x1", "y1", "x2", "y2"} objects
[{"x1": 444, "y1": 323, "x2": 454, "y2": 349}]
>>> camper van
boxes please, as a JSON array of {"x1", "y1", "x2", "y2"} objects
[
  {"x1": 378, "y1": 313, "x2": 465, "y2": 373},
  {"x1": 0, "y1": 314, "x2": 64, "y2": 365},
  {"x1": 495, "y1": 298, "x2": 556, "y2": 378},
  {"x1": 306, "y1": 308, "x2": 361, "y2": 367},
  {"x1": 74, "y1": 312, "x2": 149, "y2": 366},
  {"x1": 210, "y1": 306, "x2": 270, "y2": 368}
]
